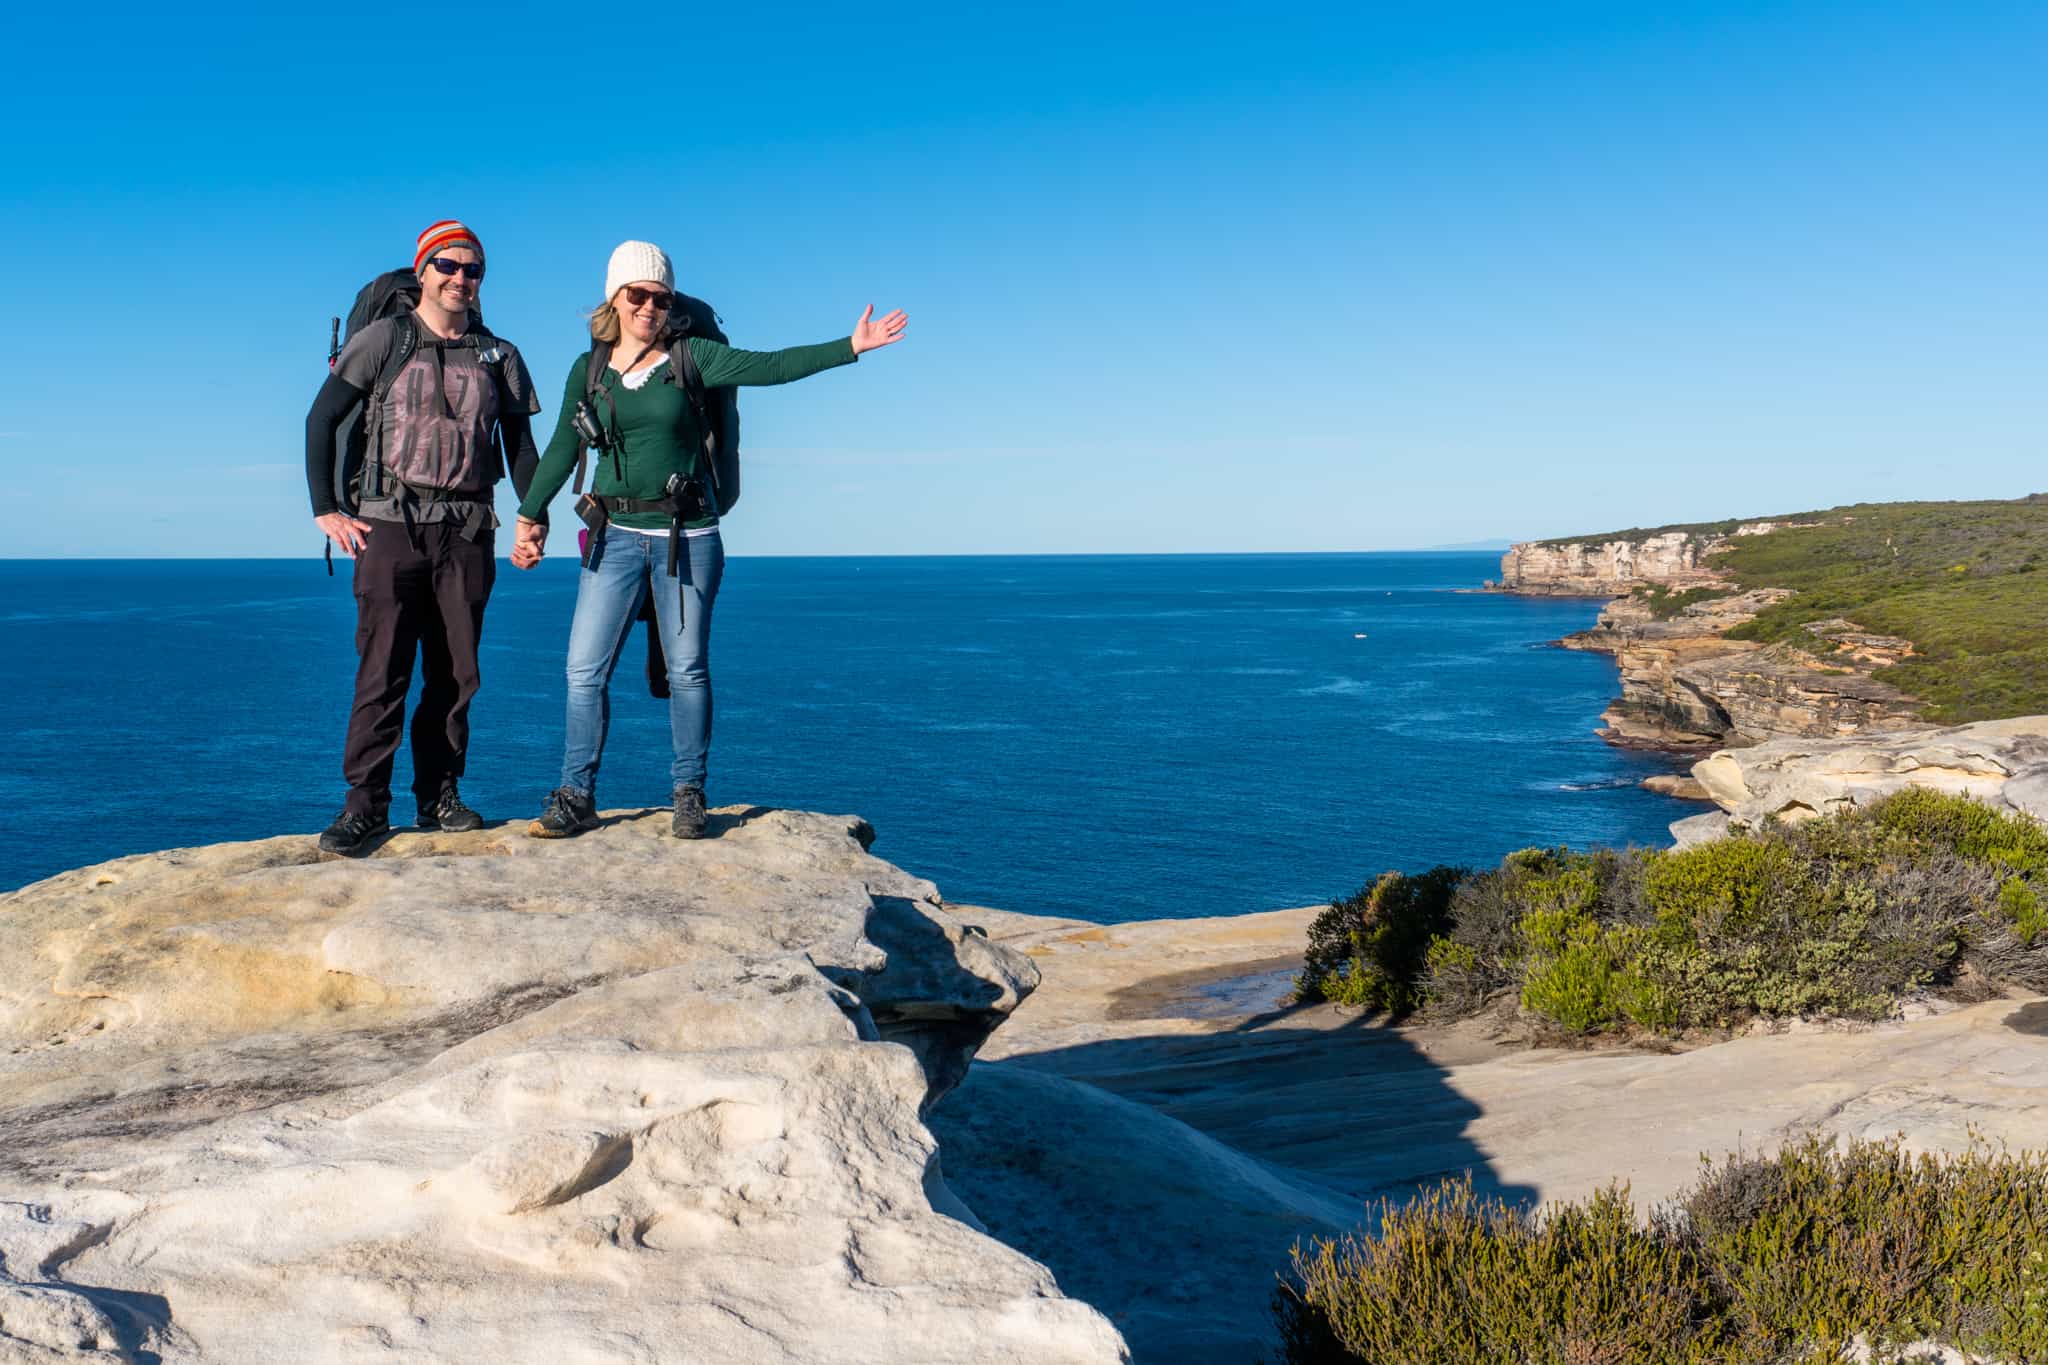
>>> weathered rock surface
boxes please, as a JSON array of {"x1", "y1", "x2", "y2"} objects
[
  {"x1": 1492, "y1": 530, "x2": 1728, "y2": 596},
  {"x1": 0, "y1": 813, "x2": 1128, "y2": 1364},
  {"x1": 1669, "y1": 809, "x2": 1734, "y2": 848},
  {"x1": 939, "y1": 908, "x2": 2046, "y2": 1363},
  {"x1": 1558, "y1": 587, "x2": 1926, "y2": 748},
  {"x1": 1641, "y1": 774, "x2": 1711, "y2": 801},
  {"x1": 1500, "y1": 521, "x2": 1936, "y2": 748},
  {"x1": 1692, "y1": 716, "x2": 2048, "y2": 829}
]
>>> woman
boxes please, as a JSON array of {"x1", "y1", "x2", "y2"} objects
[{"x1": 512, "y1": 240, "x2": 907, "y2": 838}]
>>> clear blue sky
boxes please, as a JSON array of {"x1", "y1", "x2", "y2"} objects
[{"x1": 2, "y1": 0, "x2": 2041, "y2": 557}]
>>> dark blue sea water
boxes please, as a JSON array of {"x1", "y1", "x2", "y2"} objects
[{"x1": 0, "y1": 555, "x2": 1694, "y2": 917}]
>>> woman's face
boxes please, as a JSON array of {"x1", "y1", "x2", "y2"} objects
[{"x1": 615, "y1": 281, "x2": 674, "y2": 346}]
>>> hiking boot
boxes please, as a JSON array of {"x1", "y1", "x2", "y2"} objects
[
  {"x1": 417, "y1": 783, "x2": 483, "y2": 832},
  {"x1": 319, "y1": 807, "x2": 389, "y2": 856},
  {"x1": 528, "y1": 787, "x2": 598, "y2": 839},
  {"x1": 672, "y1": 784, "x2": 707, "y2": 840}
]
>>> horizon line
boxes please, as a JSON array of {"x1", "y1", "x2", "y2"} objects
[{"x1": 0, "y1": 547, "x2": 1521, "y2": 563}]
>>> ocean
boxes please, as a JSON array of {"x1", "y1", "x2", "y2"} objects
[{"x1": 0, "y1": 554, "x2": 1694, "y2": 917}]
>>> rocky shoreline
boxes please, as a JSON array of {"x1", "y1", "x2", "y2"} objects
[
  {"x1": 3, "y1": 805, "x2": 2042, "y2": 1363},
  {"x1": 1496, "y1": 525, "x2": 1929, "y2": 751}
]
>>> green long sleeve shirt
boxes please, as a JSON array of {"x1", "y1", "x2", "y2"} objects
[{"x1": 519, "y1": 335, "x2": 857, "y2": 530}]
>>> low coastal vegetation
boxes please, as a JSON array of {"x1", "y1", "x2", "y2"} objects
[
  {"x1": 1550, "y1": 496, "x2": 2048, "y2": 721},
  {"x1": 1637, "y1": 584, "x2": 1728, "y2": 619},
  {"x1": 1271, "y1": 1133, "x2": 2048, "y2": 1364},
  {"x1": 1296, "y1": 789, "x2": 2047, "y2": 1034}
]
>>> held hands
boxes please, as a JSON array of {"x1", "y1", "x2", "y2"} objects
[
  {"x1": 511, "y1": 516, "x2": 547, "y2": 570},
  {"x1": 850, "y1": 305, "x2": 909, "y2": 356},
  {"x1": 315, "y1": 511, "x2": 373, "y2": 556}
]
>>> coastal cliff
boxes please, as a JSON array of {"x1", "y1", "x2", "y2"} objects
[
  {"x1": 1560, "y1": 589, "x2": 1925, "y2": 748},
  {"x1": 1500, "y1": 514, "x2": 1930, "y2": 748},
  {"x1": 0, "y1": 811, "x2": 1128, "y2": 1364},
  {"x1": 1491, "y1": 530, "x2": 1725, "y2": 596}
]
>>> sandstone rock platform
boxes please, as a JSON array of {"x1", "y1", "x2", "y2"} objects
[
  {"x1": 0, "y1": 812, "x2": 1127, "y2": 1364},
  {"x1": 7, "y1": 817, "x2": 2042, "y2": 1365},
  {"x1": 1692, "y1": 715, "x2": 2048, "y2": 829}
]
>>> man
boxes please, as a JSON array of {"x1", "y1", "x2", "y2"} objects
[{"x1": 304, "y1": 220, "x2": 541, "y2": 854}]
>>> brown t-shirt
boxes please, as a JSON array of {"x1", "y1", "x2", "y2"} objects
[{"x1": 334, "y1": 315, "x2": 539, "y2": 525}]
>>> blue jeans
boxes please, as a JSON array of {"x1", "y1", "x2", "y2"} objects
[{"x1": 559, "y1": 528, "x2": 724, "y2": 797}]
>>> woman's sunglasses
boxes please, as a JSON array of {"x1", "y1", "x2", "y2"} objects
[
  {"x1": 622, "y1": 286, "x2": 674, "y2": 310},
  {"x1": 424, "y1": 257, "x2": 485, "y2": 281}
]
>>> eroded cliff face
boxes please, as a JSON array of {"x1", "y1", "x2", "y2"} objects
[
  {"x1": 1560, "y1": 591, "x2": 1926, "y2": 748},
  {"x1": 1501, "y1": 524, "x2": 1927, "y2": 747},
  {"x1": 1493, "y1": 520, "x2": 1815, "y2": 597},
  {"x1": 1493, "y1": 530, "x2": 1726, "y2": 596},
  {"x1": 1688, "y1": 715, "x2": 2048, "y2": 832},
  {"x1": 0, "y1": 811, "x2": 1129, "y2": 1364}
]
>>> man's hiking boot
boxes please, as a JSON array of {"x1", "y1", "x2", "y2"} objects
[
  {"x1": 528, "y1": 787, "x2": 598, "y2": 839},
  {"x1": 319, "y1": 808, "x2": 389, "y2": 856},
  {"x1": 417, "y1": 783, "x2": 483, "y2": 832},
  {"x1": 672, "y1": 784, "x2": 708, "y2": 840}
]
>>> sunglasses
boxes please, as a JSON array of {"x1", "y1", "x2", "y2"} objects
[
  {"x1": 622, "y1": 286, "x2": 674, "y2": 310},
  {"x1": 424, "y1": 257, "x2": 485, "y2": 281}
]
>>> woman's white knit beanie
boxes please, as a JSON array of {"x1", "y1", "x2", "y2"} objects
[{"x1": 605, "y1": 240, "x2": 674, "y2": 300}]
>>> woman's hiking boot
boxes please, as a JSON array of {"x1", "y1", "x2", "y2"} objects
[
  {"x1": 319, "y1": 807, "x2": 389, "y2": 856},
  {"x1": 417, "y1": 782, "x2": 483, "y2": 832},
  {"x1": 529, "y1": 787, "x2": 598, "y2": 839},
  {"x1": 673, "y1": 784, "x2": 707, "y2": 840}
]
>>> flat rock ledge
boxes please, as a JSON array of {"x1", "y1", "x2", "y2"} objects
[
  {"x1": 1689, "y1": 715, "x2": 2048, "y2": 831},
  {"x1": 0, "y1": 811, "x2": 1128, "y2": 1364}
]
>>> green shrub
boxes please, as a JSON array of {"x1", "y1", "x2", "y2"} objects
[
  {"x1": 1335, "y1": 791, "x2": 2042, "y2": 1036},
  {"x1": 1273, "y1": 1136, "x2": 2048, "y2": 1365},
  {"x1": 1871, "y1": 785, "x2": 2048, "y2": 876},
  {"x1": 1297, "y1": 866, "x2": 1467, "y2": 1013},
  {"x1": 2000, "y1": 878, "x2": 2048, "y2": 943},
  {"x1": 1279, "y1": 1178, "x2": 1719, "y2": 1364},
  {"x1": 1642, "y1": 838, "x2": 1802, "y2": 939},
  {"x1": 1639, "y1": 585, "x2": 1728, "y2": 619}
]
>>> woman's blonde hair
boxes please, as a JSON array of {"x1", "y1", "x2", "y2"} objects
[
  {"x1": 588, "y1": 297, "x2": 621, "y2": 345},
  {"x1": 587, "y1": 291, "x2": 676, "y2": 347}
]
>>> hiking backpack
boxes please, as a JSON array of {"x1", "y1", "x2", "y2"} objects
[
  {"x1": 327, "y1": 268, "x2": 513, "y2": 520},
  {"x1": 578, "y1": 293, "x2": 742, "y2": 517}
]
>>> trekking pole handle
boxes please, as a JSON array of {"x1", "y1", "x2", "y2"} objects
[{"x1": 328, "y1": 317, "x2": 341, "y2": 369}]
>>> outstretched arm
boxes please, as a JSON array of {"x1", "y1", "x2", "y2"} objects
[{"x1": 687, "y1": 306, "x2": 910, "y2": 387}]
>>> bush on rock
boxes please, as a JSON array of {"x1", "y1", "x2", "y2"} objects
[
  {"x1": 1272, "y1": 1135, "x2": 2048, "y2": 1365},
  {"x1": 1298, "y1": 791, "x2": 2048, "y2": 1033}
]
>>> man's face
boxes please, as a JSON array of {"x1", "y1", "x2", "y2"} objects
[{"x1": 419, "y1": 244, "x2": 483, "y2": 312}]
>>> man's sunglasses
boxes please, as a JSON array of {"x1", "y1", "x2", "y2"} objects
[
  {"x1": 424, "y1": 257, "x2": 485, "y2": 281},
  {"x1": 622, "y1": 286, "x2": 674, "y2": 310}
]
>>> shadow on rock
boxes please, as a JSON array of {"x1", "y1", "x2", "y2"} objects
[{"x1": 931, "y1": 1016, "x2": 1533, "y2": 1365}]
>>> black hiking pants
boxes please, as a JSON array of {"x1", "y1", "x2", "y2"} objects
[{"x1": 341, "y1": 520, "x2": 495, "y2": 817}]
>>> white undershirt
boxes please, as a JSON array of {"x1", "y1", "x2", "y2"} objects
[{"x1": 612, "y1": 358, "x2": 718, "y2": 538}]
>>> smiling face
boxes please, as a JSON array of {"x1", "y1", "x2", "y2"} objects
[
  {"x1": 418, "y1": 244, "x2": 483, "y2": 315},
  {"x1": 614, "y1": 281, "x2": 673, "y2": 347}
]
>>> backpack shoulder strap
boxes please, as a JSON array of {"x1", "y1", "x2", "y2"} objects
[
  {"x1": 670, "y1": 336, "x2": 722, "y2": 502},
  {"x1": 671, "y1": 336, "x2": 707, "y2": 414},
  {"x1": 573, "y1": 343, "x2": 616, "y2": 497},
  {"x1": 362, "y1": 316, "x2": 419, "y2": 499},
  {"x1": 372, "y1": 314, "x2": 417, "y2": 398},
  {"x1": 467, "y1": 328, "x2": 514, "y2": 479}
]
